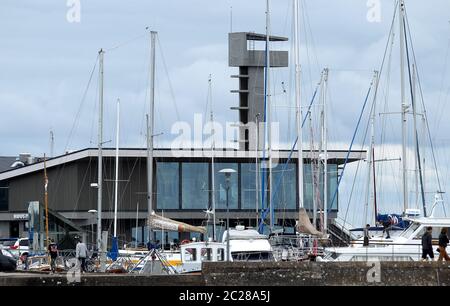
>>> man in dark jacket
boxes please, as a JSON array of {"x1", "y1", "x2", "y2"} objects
[
  {"x1": 363, "y1": 224, "x2": 370, "y2": 246},
  {"x1": 421, "y1": 227, "x2": 434, "y2": 261},
  {"x1": 438, "y1": 228, "x2": 450, "y2": 261}
]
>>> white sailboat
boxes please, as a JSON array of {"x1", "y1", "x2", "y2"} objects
[{"x1": 324, "y1": 0, "x2": 449, "y2": 262}]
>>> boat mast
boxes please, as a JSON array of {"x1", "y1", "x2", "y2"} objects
[
  {"x1": 113, "y1": 99, "x2": 120, "y2": 239},
  {"x1": 399, "y1": 0, "x2": 408, "y2": 213},
  {"x1": 255, "y1": 113, "x2": 260, "y2": 228},
  {"x1": 322, "y1": 68, "x2": 328, "y2": 232},
  {"x1": 97, "y1": 49, "x2": 104, "y2": 252},
  {"x1": 294, "y1": 0, "x2": 304, "y2": 211},
  {"x1": 208, "y1": 74, "x2": 217, "y2": 241},
  {"x1": 147, "y1": 31, "x2": 157, "y2": 243},
  {"x1": 364, "y1": 71, "x2": 379, "y2": 225},
  {"x1": 412, "y1": 63, "x2": 419, "y2": 209},
  {"x1": 44, "y1": 154, "x2": 49, "y2": 249},
  {"x1": 135, "y1": 202, "x2": 139, "y2": 248},
  {"x1": 266, "y1": 0, "x2": 274, "y2": 231}
]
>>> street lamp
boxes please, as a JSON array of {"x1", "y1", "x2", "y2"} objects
[
  {"x1": 219, "y1": 168, "x2": 236, "y2": 262},
  {"x1": 88, "y1": 209, "x2": 97, "y2": 249}
]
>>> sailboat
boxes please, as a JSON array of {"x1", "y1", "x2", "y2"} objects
[{"x1": 323, "y1": 0, "x2": 449, "y2": 261}]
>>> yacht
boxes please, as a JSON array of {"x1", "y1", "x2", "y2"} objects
[
  {"x1": 175, "y1": 225, "x2": 275, "y2": 274},
  {"x1": 323, "y1": 197, "x2": 450, "y2": 262}
]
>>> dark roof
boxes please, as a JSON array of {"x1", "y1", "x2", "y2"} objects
[{"x1": 0, "y1": 157, "x2": 16, "y2": 173}]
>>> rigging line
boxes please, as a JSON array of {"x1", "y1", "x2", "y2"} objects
[
  {"x1": 302, "y1": 0, "x2": 320, "y2": 78},
  {"x1": 63, "y1": 55, "x2": 99, "y2": 152},
  {"x1": 327, "y1": 80, "x2": 374, "y2": 216},
  {"x1": 404, "y1": 10, "x2": 445, "y2": 204},
  {"x1": 403, "y1": 14, "x2": 427, "y2": 216},
  {"x1": 258, "y1": 82, "x2": 320, "y2": 232},
  {"x1": 105, "y1": 32, "x2": 147, "y2": 52},
  {"x1": 138, "y1": 31, "x2": 152, "y2": 139},
  {"x1": 300, "y1": 0, "x2": 316, "y2": 97},
  {"x1": 156, "y1": 35, "x2": 181, "y2": 122},
  {"x1": 49, "y1": 56, "x2": 99, "y2": 205},
  {"x1": 343, "y1": 79, "x2": 374, "y2": 227},
  {"x1": 435, "y1": 38, "x2": 450, "y2": 133}
]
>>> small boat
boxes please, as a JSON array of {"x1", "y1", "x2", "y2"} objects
[{"x1": 174, "y1": 225, "x2": 275, "y2": 274}]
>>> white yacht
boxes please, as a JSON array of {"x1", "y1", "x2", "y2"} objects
[
  {"x1": 324, "y1": 200, "x2": 450, "y2": 262},
  {"x1": 175, "y1": 225, "x2": 274, "y2": 274}
]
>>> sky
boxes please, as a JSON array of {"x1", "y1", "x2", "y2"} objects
[{"x1": 1, "y1": 0, "x2": 450, "y2": 225}]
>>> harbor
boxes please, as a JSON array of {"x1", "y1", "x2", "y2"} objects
[{"x1": 1, "y1": 0, "x2": 450, "y2": 292}]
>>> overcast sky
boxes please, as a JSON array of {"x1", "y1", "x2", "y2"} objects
[{"x1": 2, "y1": 0, "x2": 450, "y2": 224}]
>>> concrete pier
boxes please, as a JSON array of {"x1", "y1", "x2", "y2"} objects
[{"x1": 1, "y1": 262, "x2": 449, "y2": 286}]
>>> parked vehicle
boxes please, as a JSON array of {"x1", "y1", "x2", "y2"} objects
[
  {"x1": 8, "y1": 238, "x2": 30, "y2": 257},
  {"x1": 0, "y1": 247, "x2": 17, "y2": 272}
]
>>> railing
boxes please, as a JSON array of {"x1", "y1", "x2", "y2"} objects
[
  {"x1": 324, "y1": 241, "x2": 432, "y2": 262},
  {"x1": 269, "y1": 235, "x2": 324, "y2": 261}
]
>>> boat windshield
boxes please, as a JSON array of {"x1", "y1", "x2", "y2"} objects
[
  {"x1": 399, "y1": 222, "x2": 421, "y2": 238},
  {"x1": 231, "y1": 251, "x2": 274, "y2": 262}
]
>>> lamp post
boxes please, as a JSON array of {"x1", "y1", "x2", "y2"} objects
[
  {"x1": 219, "y1": 168, "x2": 236, "y2": 262},
  {"x1": 88, "y1": 209, "x2": 97, "y2": 249}
]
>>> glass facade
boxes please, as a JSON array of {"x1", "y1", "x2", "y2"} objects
[
  {"x1": 303, "y1": 163, "x2": 338, "y2": 211},
  {"x1": 181, "y1": 162, "x2": 209, "y2": 209},
  {"x1": 214, "y1": 163, "x2": 238, "y2": 209},
  {"x1": 272, "y1": 163, "x2": 296, "y2": 210},
  {"x1": 153, "y1": 161, "x2": 338, "y2": 212},
  {"x1": 240, "y1": 163, "x2": 258, "y2": 209},
  {"x1": 156, "y1": 162, "x2": 179, "y2": 209}
]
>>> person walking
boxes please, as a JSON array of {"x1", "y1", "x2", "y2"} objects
[
  {"x1": 363, "y1": 224, "x2": 370, "y2": 247},
  {"x1": 47, "y1": 239, "x2": 58, "y2": 274},
  {"x1": 438, "y1": 228, "x2": 450, "y2": 262},
  {"x1": 76, "y1": 238, "x2": 88, "y2": 273},
  {"x1": 421, "y1": 226, "x2": 434, "y2": 261}
]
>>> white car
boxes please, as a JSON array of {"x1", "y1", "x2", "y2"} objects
[{"x1": 8, "y1": 238, "x2": 30, "y2": 257}]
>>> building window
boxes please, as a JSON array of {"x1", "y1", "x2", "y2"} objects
[
  {"x1": 272, "y1": 163, "x2": 296, "y2": 210},
  {"x1": 240, "y1": 163, "x2": 258, "y2": 210},
  {"x1": 156, "y1": 162, "x2": 179, "y2": 209},
  {"x1": 0, "y1": 183, "x2": 8, "y2": 211},
  {"x1": 182, "y1": 163, "x2": 209, "y2": 209},
  {"x1": 303, "y1": 163, "x2": 338, "y2": 211},
  {"x1": 214, "y1": 163, "x2": 238, "y2": 209}
]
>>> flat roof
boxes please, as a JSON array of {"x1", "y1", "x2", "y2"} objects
[{"x1": 0, "y1": 147, "x2": 366, "y2": 181}]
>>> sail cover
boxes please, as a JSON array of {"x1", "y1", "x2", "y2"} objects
[
  {"x1": 295, "y1": 208, "x2": 324, "y2": 237},
  {"x1": 148, "y1": 212, "x2": 206, "y2": 234}
]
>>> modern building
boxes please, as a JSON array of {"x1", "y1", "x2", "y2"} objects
[
  {"x1": 0, "y1": 32, "x2": 365, "y2": 247},
  {"x1": 0, "y1": 148, "x2": 364, "y2": 246}
]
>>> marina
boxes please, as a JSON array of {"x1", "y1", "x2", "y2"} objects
[{"x1": 1, "y1": 0, "x2": 450, "y2": 291}]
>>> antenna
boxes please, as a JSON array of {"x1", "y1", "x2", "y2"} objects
[{"x1": 230, "y1": 6, "x2": 233, "y2": 33}]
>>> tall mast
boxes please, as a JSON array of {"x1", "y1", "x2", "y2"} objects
[
  {"x1": 412, "y1": 63, "x2": 419, "y2": 209},
  {"x1": 294, "y1": 0, "x2": 304, "y2": 210},
  {"x1": 97, "y1": 49, "x2": 104, "y2": 251},
  {"x1": 266, "y1": 0, "x2": 274, "y2": 231},
  {"x1": 399, "y1": 0, "x2": 408, "y2": 212},
  {"x1": 255, "y1": 113, "x2": 260, "y2": 228},
  {"x1": 147, "y1": 31, "x2": 157, "y2": 242},
  {"x1": 365, "y1": 71, "x2": 379, "y2": 225},
  {"x1": 209, "y1": 74, "x2": 217, "y2": 241},
  {"x1": 44, "y1": 154, "x2": 49, "y2": 249},
  {"x1": 113, "y1": 98, "x2": 120, "y2": 238},
  {"x1": 322, "y1": 68, "x2": 329, "y2": 232}
]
